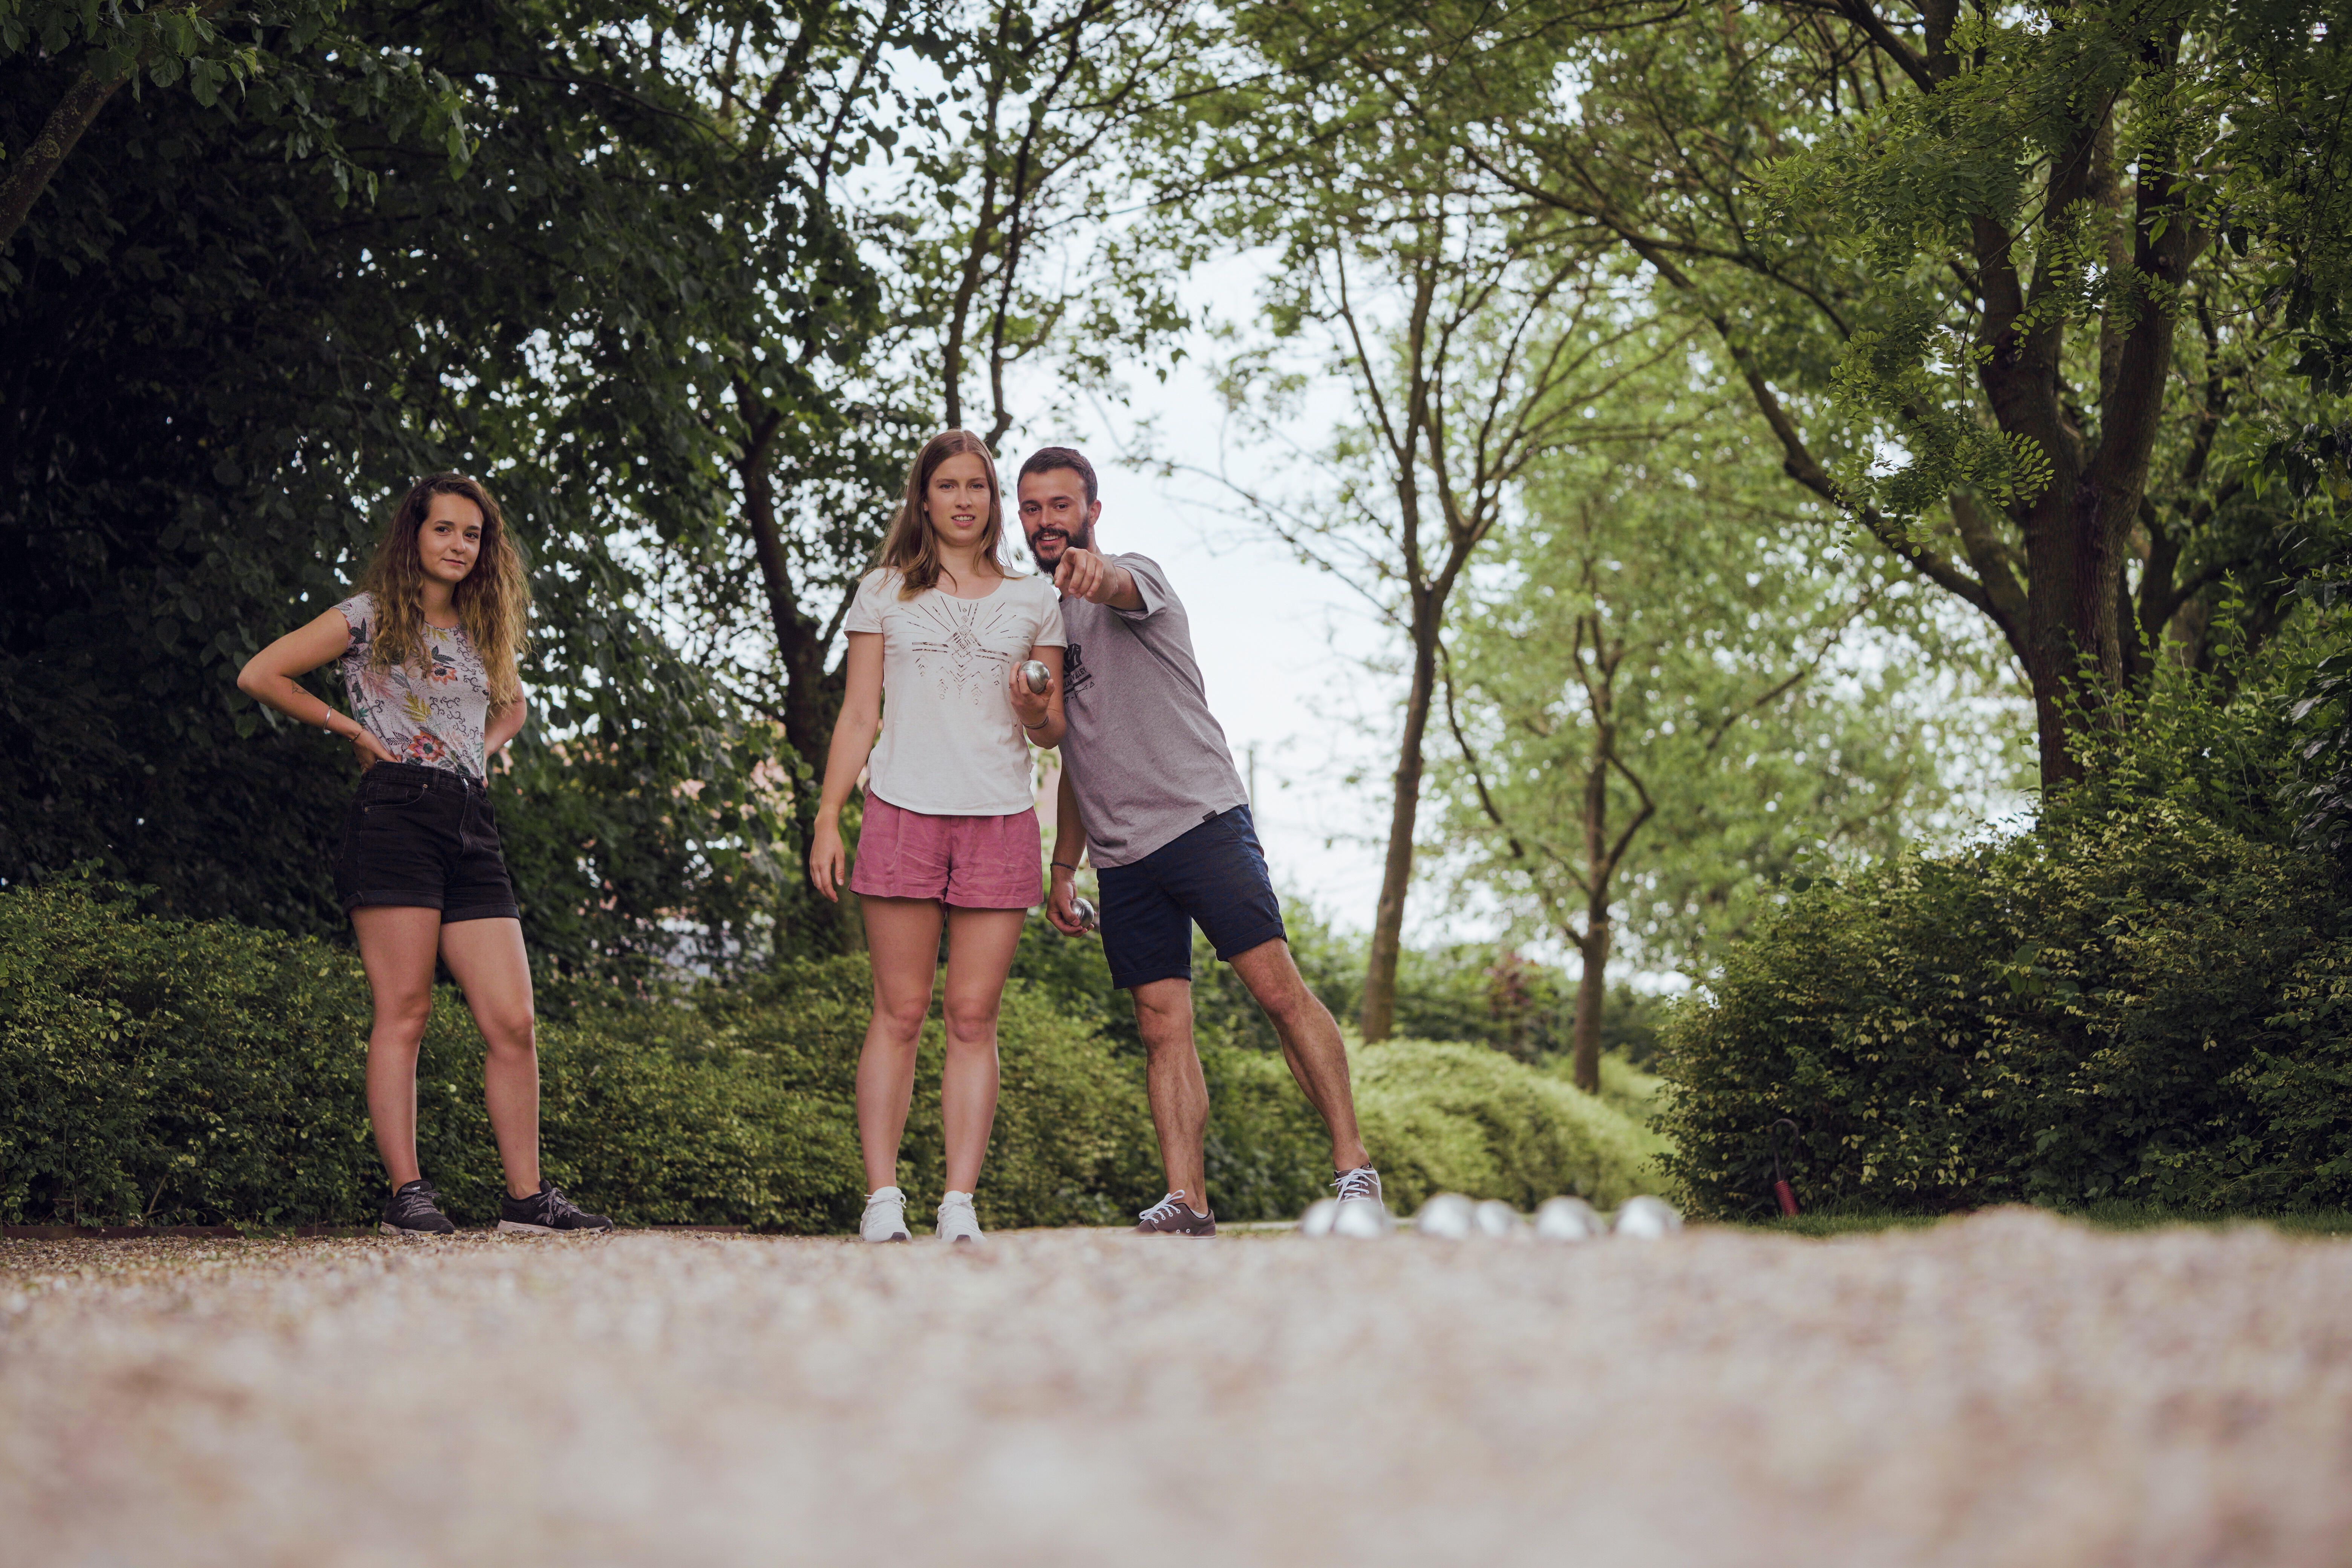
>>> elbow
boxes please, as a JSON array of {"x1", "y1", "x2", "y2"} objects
[{"x1": 234, "y1": 661, "x2": 267, "y2": 698}]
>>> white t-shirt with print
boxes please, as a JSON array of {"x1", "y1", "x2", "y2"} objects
[{"x1": 844, "y1": 568, "x2": 1066, "y2": 817}]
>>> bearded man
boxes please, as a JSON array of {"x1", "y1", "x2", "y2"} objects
[{"x1": 1017, "y1": 445, "x2": 1382, "y2": 1236}]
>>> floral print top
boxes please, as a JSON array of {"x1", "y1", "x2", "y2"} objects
[{"x1": 335, "y1": 593, "x2": 497, "y2": 778}]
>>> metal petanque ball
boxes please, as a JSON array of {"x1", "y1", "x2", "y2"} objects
[
  {"x1": 1472, "y1": 1200, "x2": 1530, "y2": 1240},
  {"x1": 1612, "y1": 1195, "x2": 1684, "y2": 1239},
  {"x1": 1297, "y1": 1197, "x2": 1340, "y2": 1237},
  {"x1": 1019, "y1": 659, "x2": 1052, "y2": 694},
  {"x1": 1533, "y1": 1196, "x2": 1605, "y2": 1242},
  {"x1": 1412, "y1": 1193, "x2": 1475, "y2": 1240},
  {"x1": 1069, "y1": 895, "x2": 1098, "y2": 932},
  {"x1": 1331, "y1": 1199, "x2": 1395, "y2": 1239}
]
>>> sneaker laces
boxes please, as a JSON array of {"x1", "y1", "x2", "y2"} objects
[
  {"x1": 1138, "y1": 1192, "x2": 1191, "y2": 1224},
  {"x1": 1332, "y1": 1167, "x2": 1381, "y2": 1203},
  {"x1": 537, "y1": 1185, "x2": 583, "y2": 1221},
  {"x1": 390, "y1": 1182, "x2": 440, "y2": 1220}
]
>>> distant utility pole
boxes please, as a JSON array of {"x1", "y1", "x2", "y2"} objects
[{"x1": 1246, "y1": 743, "x2": 1257, "y2": 805}]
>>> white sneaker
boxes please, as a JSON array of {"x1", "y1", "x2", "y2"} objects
[
  {"x1": 936, "y1": 1190, "x2": 983, "y2": 1244},
  {"x1": 861, "y1": 1186, "x2": 911, "y2": 1243}
]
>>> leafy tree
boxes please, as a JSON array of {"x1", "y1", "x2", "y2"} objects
[
  {"x1": 1144, "y1": 40, "x2": 1694, "y2": 1039},
  {"x1": 0, "y1": 0, "x2": 885, "y2": 972},
  {"x1": 0, "y1": 0, "x2": 467, "y2": 254},
  {"x1": 1280, "y1": 0, "x2": 2345, "y2": 787},
  {"x1": 1433, "y1": 355, "x2": 1990, "y2": 1089}
]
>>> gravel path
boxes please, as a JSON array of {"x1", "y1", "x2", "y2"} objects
[{"x1": 4, "y1": 1209, "x2": 2349, "y2": 1566}]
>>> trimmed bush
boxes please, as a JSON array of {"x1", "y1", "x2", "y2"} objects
[
  {"x1": 1658, "y1": 802, "x2": 2352, "y2": 1217},
  {"x1": 0, "y1": 879, "x2": 862, "y2": 1229},
  {"x1": 1353, "y1": 1038, "x2": 1669, "y2": 1212},
  {"x1": 1200, "y1": 1046, "x2": 1334, "y2": 1220}
]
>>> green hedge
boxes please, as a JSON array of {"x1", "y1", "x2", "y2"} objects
[
  {"x1": 0, "y1": 879, "x2": 865, "y2": 1230},
  {"x1": 1658, "y1": 802, "x2": 2352, "y2": 1217},
  {"x1": 0, "y1": 879, "x2": 1667, "y2": 1228},
  {"x1": 1354, "y1": 1039, "x2": 1669, "y2": 1211}
]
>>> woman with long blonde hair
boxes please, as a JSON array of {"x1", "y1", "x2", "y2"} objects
[
  {"x1": 810, "y1": 430, "x2": 1066, "y2": 1243},
  {"x1": 238, "y1": 472, "x2": 610, "y2": 1237}
]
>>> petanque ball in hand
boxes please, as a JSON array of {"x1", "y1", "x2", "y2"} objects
[
  {"x1": 1071, "y1": 895, "x2": 1098, "y2": 932},
  {"x1": 1020, "y1": 659, "x2": 1052, "y2": 694}
]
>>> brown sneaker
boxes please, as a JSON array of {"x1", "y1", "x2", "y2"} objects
[{"x1": 1135, "y1": 1191, "x2": 1217, "y2": 1237}]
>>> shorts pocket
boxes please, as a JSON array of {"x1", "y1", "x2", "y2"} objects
[{"x1": 358, "y1": 776, "x2": 429, "y2": 811}]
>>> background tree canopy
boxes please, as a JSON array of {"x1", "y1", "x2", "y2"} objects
[{"x1": 5, "y1": 0, "x2": 2348, "y2": 1101}]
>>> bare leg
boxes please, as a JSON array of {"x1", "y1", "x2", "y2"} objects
[
  {"x1": 1228, "y1": 938, "x2": 1370, "y2": 1172},
  {"x1": 938, "y1": 906, "x2": 1025, "y2": 1194},
  {"x1": 858, "y1": 897, "x2": 943, "y2": 1193},
  {"x1": 1130, "y1": 978, "x2": 1210, "y2": 1211},
  {"x1": 350, "y1": 906, "x2": 445, "y2": 1189},
  {"x1": 438, "y1": 917, "x2": 541, "y2": 1200}
]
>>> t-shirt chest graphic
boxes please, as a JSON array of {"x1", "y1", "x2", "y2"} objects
[
  {"x1": 906, "y1": 594, "x2": 1029, "y2": 705},
  {"x1": 1062, "y1": 639, "x2": 1094, "y2": 695}
]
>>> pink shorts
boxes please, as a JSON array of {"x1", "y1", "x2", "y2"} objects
[{"x1": 850, "y1": 795, "x2": 1043, "y2": 908}]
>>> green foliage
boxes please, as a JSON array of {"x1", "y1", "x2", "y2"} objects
[
  {"x1": 0, "y1": 878, "x2": 1658, "y2": 1227},
  {"x1": 0, "y1": 876, "x2": 859, "y2": 1230},
  {"x1": 1353, "y1": 1038, "x2": 1668, "y2": 1213},
  {"x1": 1433, "y1": 353, "x2": 1999, "y2": 983},
  {"x1": 1657, "y1": 799, "x2": 2352, "y2": 1218},
  {"x1": 0, "y1": 878, "x2": 1676, "y2": 1228},
  {"x1": 1, "y1": 0, "x2": 892, "y2": 970},
  {"x1": 1198, "y1": 1046, "x2": 1332, "y2": 1220}
]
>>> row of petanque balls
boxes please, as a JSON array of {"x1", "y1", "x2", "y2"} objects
[{"x1": 1297, "y1": 1192, "x2": 1684, "y2": 1241}]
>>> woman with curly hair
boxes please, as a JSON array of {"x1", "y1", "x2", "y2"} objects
[{"x1": 239, "y1": 472, "x2": 610, "y2": 1238}]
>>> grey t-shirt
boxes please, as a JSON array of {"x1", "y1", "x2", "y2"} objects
[{"x1": 1058, "y1": 554, "x2": 1249, "y2": 868}]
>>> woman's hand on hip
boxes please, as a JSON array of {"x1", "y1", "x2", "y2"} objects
[
  {"x1": 349, "y1": 728, "x2": 397, "y2": 771},
  {"x1": 809, "y1": 818, "x2": 847, "y2": 903}
]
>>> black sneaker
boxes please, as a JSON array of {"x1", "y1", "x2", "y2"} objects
[
  {"x1": 498, "y1": 1179, "x2": 613, "y2": 1235},
  {"x1": 380, "y1": 1179, "x2": 457, "y2": 1237}
]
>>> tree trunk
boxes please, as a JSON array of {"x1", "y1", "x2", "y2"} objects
[
  {"x1": 1571, "y1": 911, "x2": 1610, "y2": 1094},
  {"x1": 737, "y1": 390, "x2": 861, "y2": 952},
  {"x1": 1, "y1": 51, "x2": 150, "y2": 251},
  {"x1": 1360, "y1": 587, "x2": 1440, "y2": 1042}
]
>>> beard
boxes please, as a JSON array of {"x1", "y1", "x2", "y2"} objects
[{"x1": 1030, "y1": 518, "x2": 1094, "y2": 569}]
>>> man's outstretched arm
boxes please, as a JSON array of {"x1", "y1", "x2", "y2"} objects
[{"x1": 1052, "y1": 547, "x2": 1146, "y2": 611}]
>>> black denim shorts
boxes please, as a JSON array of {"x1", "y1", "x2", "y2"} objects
[
  {"x1": 1096, "y1": 805, "x2": 1286, "y2": 991},
  {"x1": 335, "y1": 762, "x2": 521, "y2": 923}
]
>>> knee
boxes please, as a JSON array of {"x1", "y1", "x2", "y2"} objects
[
  {"x1": 480, "y1": 1013, "x2": 536, "y2": 1060},
  {"x1": 371, "y1": 992, "x2": 433, "y2": 1044},
  {"x1": 871, "y1": 994, "x2": 930, "y2": 1044},
  {"x1": 1133, "y1": 1000, "x2": 1191, "y2": 1048},
  {"x1": 940, "y1": 996, "x2": 999, "y2": 1048}
]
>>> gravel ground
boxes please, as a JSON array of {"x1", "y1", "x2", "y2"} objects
[{"x1": 4, "y1": 1208, "x2": 2349, "y2": 1567}]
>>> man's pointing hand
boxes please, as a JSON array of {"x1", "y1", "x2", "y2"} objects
[{"x1": 1052, "y1": 547, "x2": 1125, "y2": 606}]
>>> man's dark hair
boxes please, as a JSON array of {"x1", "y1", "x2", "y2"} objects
[{"x1": 1018, "y1": 446, "x2": 1098, "y2": 506}]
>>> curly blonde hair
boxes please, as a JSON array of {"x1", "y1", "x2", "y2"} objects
[
  {"x1": 355, "y1": 472, "x2": 529, "y2": 705},
  {"x1": 877, "y1": 430, "x2": 1008, "y2": 599}
]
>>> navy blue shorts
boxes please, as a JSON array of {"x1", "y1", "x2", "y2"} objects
[{"x1": 1097, "y1": 806, "x2": 1286, "y2": 990}]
